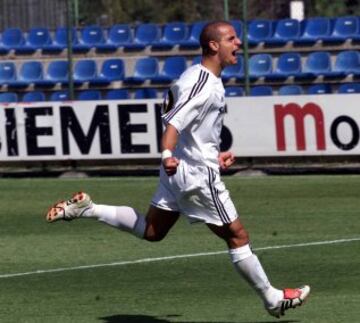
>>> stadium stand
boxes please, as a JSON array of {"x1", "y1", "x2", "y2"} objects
[
  {"x1": 250, "y1": 85, "x2": 273, "y2": 96},
  {"x1": 105, "y1": 89, "x2": 130, "y2": 100},
  {"x1": 225, "y1": 86, "x2": 243, "y2": 97},
  {"x1": 77, "y1": 89, "x2": 102, "y2": 100},
  {"x1": 134, "y1": 88, "x2": 158, "y2": 99},
  {"x1": 338, "y1": 82, "x2": 360, "y2": 93},
  {"x1": 50, "y1": 90, "x2": 70, "y2": 101},
  {"x1": 1, "y1": 16, "x2": 360, "y2": 100}
]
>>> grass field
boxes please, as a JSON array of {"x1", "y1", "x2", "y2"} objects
[{"x1": 0, "y1": 175, "x2": 359, "y2": 323}]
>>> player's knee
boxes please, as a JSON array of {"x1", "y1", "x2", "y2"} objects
[{"x1": 143, "y1": 226, "x2": 168, "y2": 242}]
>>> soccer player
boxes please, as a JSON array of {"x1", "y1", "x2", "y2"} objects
[{"x1": 46, "y1": 21, "x2": 310, "y2": 318}]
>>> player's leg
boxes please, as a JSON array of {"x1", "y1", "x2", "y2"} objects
[
  {"x1": 46, "y1": 192, "x2": 179, "y2": 241},
  {"x1": 207, "y1": 218, "x2": 310, "y2": 318}
]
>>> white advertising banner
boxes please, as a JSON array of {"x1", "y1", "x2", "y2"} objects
[{"x1": 0, "y1": 94, "x2": 359, "y2": 161}]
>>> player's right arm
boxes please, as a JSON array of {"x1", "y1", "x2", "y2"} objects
[{"x1": 161, "y1": 124, "x2": 179, "y2": 176}]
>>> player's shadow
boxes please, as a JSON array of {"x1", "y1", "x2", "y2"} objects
[{"x1": 100, "y1": 314, "x2": 299, "y2": 323}]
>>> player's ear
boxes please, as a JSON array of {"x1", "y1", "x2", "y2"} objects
[{"x1": 209, "y1": 40, "x2": 219, "y2": 52}]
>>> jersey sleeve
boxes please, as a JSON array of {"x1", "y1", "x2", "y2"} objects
[{"x1": 162, "y1": 86, "x2": 209, "y2": 133}]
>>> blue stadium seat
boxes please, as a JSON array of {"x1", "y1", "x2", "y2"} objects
[
  {"x1": 231, "y1": 20, "x2": 243, "y2": 40},
  {"x1": 73, "y1": 59, "x2": 98, "y2": 85},
  {"x1": 124, "y1": 23, "x2": 160, "y2": 51},
  {"x1": 250, "y1": 86, "x2": 273, "y2": 96},
  {"x1": 297, "y1": 51, "x2": 344, "y2": 80},
  {"x1": 267, "y1": 19, "x2": 301, "y2": 45},
  {"x1": 96, "y1": 24, "x2": 133, "y2": 52},
  {"x1": 91, "y1": 58, "x2": 125, "y2": 86},
  {"x1": 9, "y1": 61, "x2": 44, "y2": 88},
  {"x1": 338, "y1": 83, "x2": 360, "y2": 94},
  {"x1": 105, "y1": 89, "x2": 130, "y2": 100},
  {"x1": 77, "y1": 90, "x2": 102, "y2": 101},
  {"x1": 192, "y1": 55, "x2": 202, "y2": 65},
  {"x1": 221, "y1": 55, "x2": 244, "y2": 82},
  {"x1": 42, "y1": 27, "x2": 76, "y2": 53},
  {"x1": 247, "y1": 19, "x2": 273, "y2": 46},
  {"x1": 21, "y1": 27, "x2": 52, "y2": 53},
  {"x1": 0, "y1": 92, "x2": 18, "y2": 103},
  {"x1": 151, "y1": 56, "x2": 187, "y2": 84},
  {"x1": 152, "y1": 22, "x2": 188, "y2": 50},
  {"x1": 249, "y1": 53, "x2": 273, "y2": 79},
  {"x1": 266, "y1": 52, "x2": 302, "y2": 81},
  {"x1": 134, "y1": 88, "x2": 158, "y2": 99},
  {"x1": 50, "y1": 91, "x2": 70, "y2": 101},
  {"x1": 22, "y1": 91, "x2": 46, "y2": 102},
  {"x1": 333, "y1": 50, "x2": 360, "y2": 76},
  {"x1": 42, "y1": 60, "x2": 69, "y2": 85},
  {"x1": 307, "y1": 84, "x2": 332, "y2": 95},
  {"x1": 76, "y1": 25, "x2": 105, "y2": 52},
  {"x1": 323, "y1": 16, "x2": 359, "y2": 44},
  {"x1": 179, "y1": 21, "x2": 207, "y2": 49},
  {"x1": 225, "y1": 86, "x2": 243, "y2": 97},
  {"x1": 295, "y1": 17, "x2": 332, "y2": 45},
  {"x1": 0, "y1": 62, "x2": 16, "y2": 85},
  {"x1": 124, "y1": 57, "x2": 159, "y2": 84},
  {"x1": 1, "y1": 28, "x2": 26, "y2": 53},
  {"x1": 278, "y1": 85, "x2": 303, "y2": 96}
]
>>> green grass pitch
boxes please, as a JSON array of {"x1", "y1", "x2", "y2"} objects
[{"x1": 0, "y1": 175, "x2": 359, "y2": 323}]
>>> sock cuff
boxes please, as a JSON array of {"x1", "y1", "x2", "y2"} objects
[{"x1": 229, "y1": 244, "x2": 253, "y2": 263}]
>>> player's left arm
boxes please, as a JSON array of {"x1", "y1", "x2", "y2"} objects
[
  {"x1": 161, "y1": 124, "x2": 180, "y2": 176},
  {"x1": 218, "y1": 151, "x2": 235, "y2": 170}
]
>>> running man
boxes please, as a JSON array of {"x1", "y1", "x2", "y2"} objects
[{"x1": 46, "y1": 21, "x2": 310, "y2": 318}]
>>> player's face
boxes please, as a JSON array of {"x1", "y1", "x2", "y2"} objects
[{"x1": 217, "y1": 25, "x2": 241, "y2": 67}]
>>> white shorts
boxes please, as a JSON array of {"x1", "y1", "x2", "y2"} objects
[{"x1": 151, "y1": 160, "x2": 238, "y2": 226}]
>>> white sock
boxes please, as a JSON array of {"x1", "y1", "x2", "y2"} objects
[
  {"x1": 83, "y1": 203, "x2": 146, "y2": 239},
  {"x1": 229, "y1": 244, "x2": 283, "y2": 307}
]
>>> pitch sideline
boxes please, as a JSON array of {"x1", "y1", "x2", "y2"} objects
[{"x1": 1, "y1": 237, "x2": 359, "y2": 279}]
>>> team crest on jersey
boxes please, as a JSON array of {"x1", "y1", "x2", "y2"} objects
[{"x1": 162, "y1": 90, "x2": 174, "y2": 115}]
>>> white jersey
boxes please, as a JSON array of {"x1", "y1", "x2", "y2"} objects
[{"x1": 162, "y1": 64, "x2": 226, "y2": 170}]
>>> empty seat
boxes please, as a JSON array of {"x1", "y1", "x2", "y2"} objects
[
  {"x1": 124, "y1": 57, "x2": 159, "y2": 84},
  {"x1": 247, "y1": 19, "x2": 273, "y2": 46},
  {"x1": 105, "y1": 89, "x2": 130, "y2": 100},
  {"x1": 22, "y1": 91, "x2": 46, "y2": 102},
  {"x1": 9, "y1": 61, "x2": 44, "y2": 88},
  {"x1": 250, "y1": 86, "x2": 273, "y2": 96},
  {"x1": 0, "y1": 92, "x2": 18, "y2": 103},
  {"x1": 21, "y1": 27, "x2": 52, "y2": 53},
  {"x1": 278, "y1": 85, "x2": 303, "y2": 95},
  {"x1": 231, "y1": 20, "x2": 243, "y2": 40},
  {"x1": 91, "y1": 58, "x2": 125, "y2": 86},
  {"x1": 42, "y1": 60, "x2": 69, "y2": 85},
  {"x1": 179, "y1": 21, "x2": 207, "y2": 49},
  {"x1": 96, "y1": 24, "x2": 133, "y2": 52},
  {"x1": 42, "y1": 27, "x2": 77, "y2": 53},
  {"x1": 76, "y1": 25, "x2": 105, "y2": 52},
  {"x1": 323, "y1": 16, "x2": 359, "y2": 43},
  {"x1": 134, "y1": 88, "x2": 158, "y2": 99},
  {"x1": 50, "y1": 91, "x2": 70, "y2": 101},
  {"x1": 338, "y1": 83, "x2": 360, "y2": 94},
  {"x1": 221, "y1": 55, "x2": 244, "y2": 82},
  {"x1": 267, "y1": 19, "x2": 301, "y2": 45},
  {"x1": 77, "y1": 90, "x2": 102, "y2": 100},
  {"x1": 266, "y1": 52, "x2": 302, "y2": 81},
  {"x1": 297, "y1": 51, "x2": 344, "y2": 80},
  {"x1": 225, "y1": 86, "x2": 243, "y2": 97},
  {"x1": 151, "y1": 56, "x2": 187, "y2": 84},
  {"x1": 0, "y1": 62, "x2": 16, "y2": 85},
  {"x1": 295, "y1": 17, "x2": 332, "y2": 45},
  {"x1": 1, "y1": 28, "x2": 26, "y2": 53},
  {"x1": 249, "y1": 53, "x2": 273, "y2": 78},
  {"x1": 152, "y1": 22, "x2": 188, "y2": 50},
  {"x1": 333, "y1": 50, "x2": 360, "y2": 76},
  {"x1": 73, "y1": 59, "x2": 98, "y2": 84},
  {"x1": 307, "y1": 84, "x2": 332, "y2": 95},
  {"x1": 124, "y1": 23, "x2": 160, "y2": 51}
]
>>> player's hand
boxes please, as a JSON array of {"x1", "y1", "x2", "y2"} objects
[
  {"x1": 163, "y1": 157, "x2": 180, "y2": 176},
  {"x1": 218, "y1": 151, "x2": 235, "y2": 170}
]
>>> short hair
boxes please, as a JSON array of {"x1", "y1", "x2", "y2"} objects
[{"x1": 199, "y1": 21, "x2": 233, "y2": 53}]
